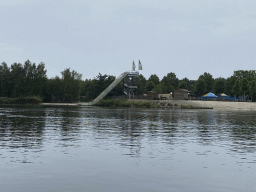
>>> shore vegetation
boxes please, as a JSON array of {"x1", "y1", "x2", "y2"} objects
[{"x1": 1, "y1": 60, "x2": 256, "y2": 104}]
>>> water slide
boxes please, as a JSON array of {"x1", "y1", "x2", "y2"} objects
[{"x1": 79, "y1": 71, "x2": 132, "y2": 106}]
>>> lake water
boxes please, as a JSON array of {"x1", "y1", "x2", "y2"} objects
[{"x1": 0, "y1": 106, "x2": 256, "y2": 192}]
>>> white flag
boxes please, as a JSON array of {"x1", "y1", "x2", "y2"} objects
[{"x1": 139, "y1": 60, "x2": 142, "y2": 70}]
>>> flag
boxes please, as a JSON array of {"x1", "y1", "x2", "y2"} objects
[
  {"x1": 132, "y1": 61, "x2": 135, "y2": 71},
  {"x1": 139, "y1": 60, "x2": 142, "y2": 70}
]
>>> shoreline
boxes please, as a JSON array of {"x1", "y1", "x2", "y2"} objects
[
  {"x1": 156, "y1": 100, "x2": 256, "y2": 111},
  {"x1": 4, "y1": 100, "x2": 255, "y2": 111}
]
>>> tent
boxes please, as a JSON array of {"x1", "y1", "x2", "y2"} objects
[
  {"x1": 220, "y1": 93, "x2": 227, "y2": 97},
  {"x1": 202, "y1": 92, "x2": 218, "y2": 101}
]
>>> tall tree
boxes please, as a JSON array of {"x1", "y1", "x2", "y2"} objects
[
  {"x1": 10, "y1": 63, "x2": 26, "y2": 97},
  {"x1": 232, "y1": 79, "x2": 241, "y2": 99},
  {"x1": 61, "y1": 68, "x2": 82, "y2": 102},
  {"x1": 249, "y1": 80, "x2": 256, "y2": 102},
  {"x1": 180, "y1": 77, "x2": 190, "y2": 90},
  {"x1": 137, "y1": 74, "x2": 147, "y2": 94},
  {"x1": 194, "y1": 77, "x2": 206, "y2": 97},
  {"x1": 226, "y1": 75, "x2": 237, "y2": 96},
  {"x1": 48, "y1": 76, "x2": 64, "y2": 102},
  {"x1": 214, "y1": 78, "x2": 226, "y2": 95},
  {"x1": 178, "y1": 81, "x2": 188, "y2": 89},
  {"x1": 152, "y1": 82, "x2": 167, "y2": 93},
  {"x1": 198, "y1": 72, "x2": 214, "y2": 93},
  {"x1": 240, "y1": 78, "x2": 250, "y2": 101},
  {"x1": 233, "y1": 70, "x2": 256, "y2": 81},
  {"x1": 145, "y1": 81, "x2": 155, "y2": 92},
  {"x1": 161, "y1": 72, "x2": 179, "y2": 92},
  {"x1": 189, "y1": 84, "x2": 195, "y2": 94},
  {"x1": 0, "y1": 62, "x2": 11, "y2": 97},
  {"x1": 148, "y1": 74, "x2": 160, "y2": 86}
]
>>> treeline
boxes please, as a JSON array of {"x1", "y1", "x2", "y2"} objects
[
  {"x1": 139, "y1": 71, "x2": 256, "y2": 100},
  {"x1": 0, "y1": 60, "x2": 82, "y2": 102},
  {"x1": 1, "y1": 60, "x2": 256, "y2": 103}
]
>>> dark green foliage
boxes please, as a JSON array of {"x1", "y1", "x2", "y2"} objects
[
  {"x1": 189, "y1": 84, "x2": 195, "y2": 93},
  {"x1": 226, "y1": 76, "x2": 237, "y2": 96},
  {"x1": 61, "y1": 68, "x2": 82, "y2": 102},
  {"x1": 148, "y1": 74, "x2": 160, "y2": 86},
  {"x1": 152, "y1": 82, "x2": 167, "y2": 93},
  {"x1": 47, "y1": 76, "x2": 64, "y2": 102},
  {"x1": 0, "y1": 60, "x2": 47, "y2": 99},
  {"x1": 198, "y1": 72, "x2": 214, "y2": 93},
  {"x1": 145, "y1": 81, "x2": 155, "y2": 92},
  {"x1": 232, "y1": 79, "x2": 241, "y2": 98},
  {"x1": 2, "y1": 60, "x2": 256, "y2": 104},
  {"x1": 240, "y1": 78, "x2": 250, "y2": 98},
  {"x1": 137, "y1": 74, "x2": 147, "y2": 94},
  {"x1": 0, "y1": 62, "x2": 11, "y2": 97},
  {"x1": 180, "y1": 77, "x2": 190, "y2": 89},
  {"x1": 161, "y1": 72, "x2": 179, "y2": 92},
  {"x1": 82, "y1": 73, "x2": 119, "y2": 101},
  {"x1": 233, "y1": 70, "x2": 256, "y2": 80},
  {"x1": 194, "y1": 78, "x2": 206, "y2": 96},
  {"x1": 214, "y1": 78, "x2": 226, "y2": 94},
  {"x1": 48, "y1": 69, "x2": 82, "y2": 102},
  {"x1": 249, "y1": 80, "x2": 256, "y2": 101},
  {"x1": 178, "y1": 81, "x2": 188, "y2": 89},
  {"x1": 0, "y1": 96, "x2": 42, "y2": 104}
]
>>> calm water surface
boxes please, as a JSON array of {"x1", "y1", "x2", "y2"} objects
[{"x1": 1, "y1": 106, "x2": 256, "y2": 192}]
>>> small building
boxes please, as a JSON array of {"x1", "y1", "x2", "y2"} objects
[
  {"x1": 174, "y1": 89, "x2": 191, "y2": 100},
  {"x1": 158, "y1": 94, "x2": 172, "y2": 100},
  {"x1": 147, "y1": 91, "x2": 158, "y2": 100}
]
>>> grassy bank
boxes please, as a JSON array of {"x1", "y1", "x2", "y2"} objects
[
  {"x1": 95, "y1": 99, "x2": 159, "y2": 108},
  {"x1": 0, "y1": 96, "x2": 42, "y2": 105},
  {"x1": 181, "y1": 104, "x2": 213, "y2": 109},
  {"x1": 95, "y1": 99, "x2": 214, "y2": 109}
]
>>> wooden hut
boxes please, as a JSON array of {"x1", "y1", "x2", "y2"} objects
[
  {"x1": 158, "y1": 94, "x2": 172, "y2": 100},
  {"x1": 147, "y1": 91, "x2": 158, "y2": 100},
  {"x1": 174, "y1": 89, "x2": 191, "y2": 100}
]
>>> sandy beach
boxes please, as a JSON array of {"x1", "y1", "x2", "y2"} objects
[{"x1": 170, "y1": 100, "x2": 256, "y2": 111}]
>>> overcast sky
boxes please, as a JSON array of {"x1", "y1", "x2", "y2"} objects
[{"x1": 1, "y1": 0, "x2": 256, "y2": 80}]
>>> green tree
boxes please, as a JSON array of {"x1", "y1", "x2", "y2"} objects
[
  {"x1": 137, "y1": 74, "x2": 147, "y2": 94},
  {"x1": 161, "y1": 72, "x2": 179, "y2": 92},
  {"x1": 148, "y1": 74, "x2": 160, "y2": 86},
  {"x1": 10, "y1": 63, "x2": 26, "y2": 97},
  {"x1": 198, "y1": 72, "x2": 214, "y2": 93},
  {"x1": 195, "y1": 78, "x2": 206, "y2": 97},
  {"x1": 214, "y1": 78, "x2": 226, "y2": 95},
  {"x1": 61, "y1": 68, "x2": 82, "y2": 102},
  {"x1": 84, "y1": 79, "x2": 97, "y2": 101},
  {"x1": 0, "y1": 62, "x2": 11, "y2": 97},
  {"x1": 189, "y1": 84, "x2": 195, "y2": 93},
  {"x1": 226, "y1": 75, "x2": 237, "y2": 96},
  {"x1": 145, "y1": 81, "x2": 155, "y2": 92},
  {"x1": 83, "y1": 73, "x2": 120, "y2": 101},
  {"x1": 180, "y1": 77, "x2": 190, "y2": 90},
  {"x1": 178, "y1": 81, "x2": 187, "y2": 89},
  {"x1": 233, "y1": 70, "x2": 256, "y2": 81},
  {"x1": 249, "y1": 80, "x2": 256, "y2": 102},
  {"x1": 152, "y1": 82, "x2": 168, "y2": 93},
  {"x1": 240, "y1": 78, "x2": 250, "y2": 101},
  {"x1": 23, "y1": 60, "x2": 47, "y2": 98},
  {"x1": 232, "y1": 79, "x2": 241, "y2": 99},
  {"x1": 47, "y1": 77, "x2": 64, "y2": 102}
]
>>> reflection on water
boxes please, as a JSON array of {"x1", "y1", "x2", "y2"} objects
[{"x1": 1, "y1": 106, "x2": 256, "y2": 191}]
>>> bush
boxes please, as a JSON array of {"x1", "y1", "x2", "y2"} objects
[{"x1": 0, "y1": 96, "x2": 42, "y2": 104}]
